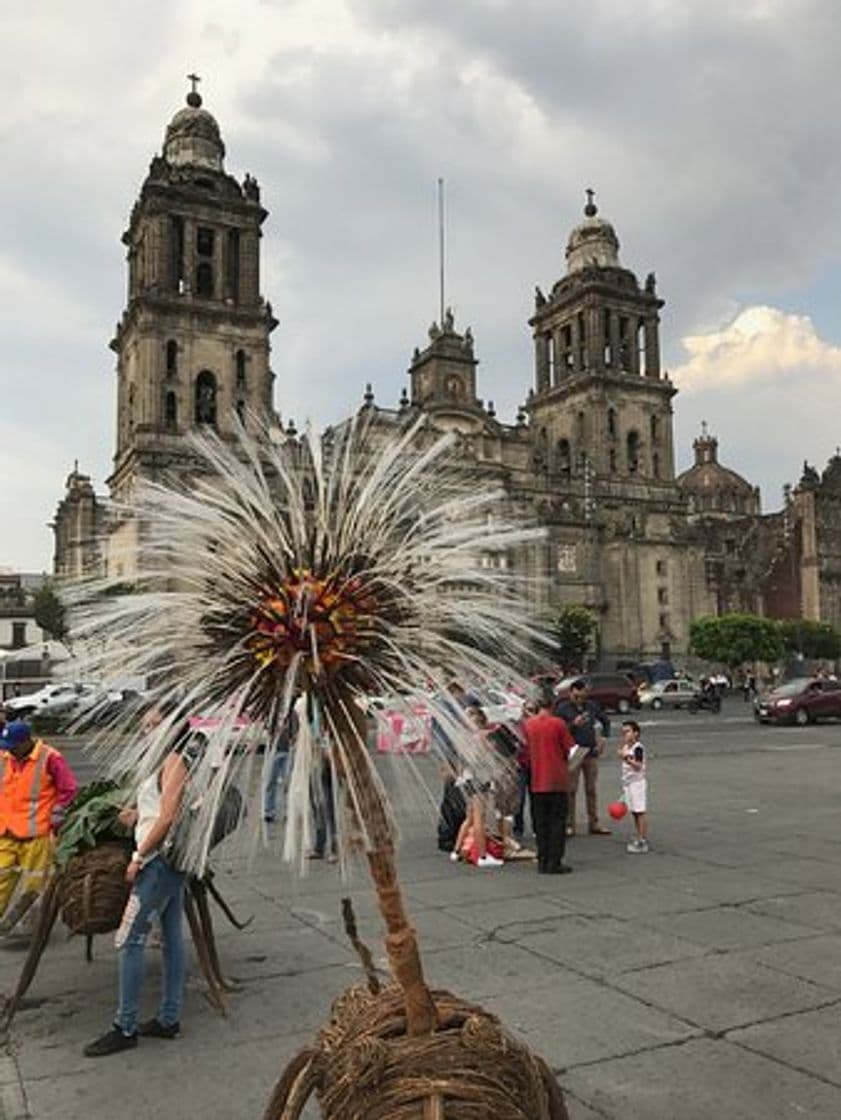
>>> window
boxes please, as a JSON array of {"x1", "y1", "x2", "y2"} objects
[
  {"x1": 547, "y1": 333, "x2": 556, "y2": 384},
  {"x1": 226, "y1": 229, "x2": 240, "y2": 302},
  {"x1": 577, "y1": 312, "x2": 587, "y2": 369},
  {"x1": 650, "y1": 415, "x2": 660, "y2": 443},
  {"x1": 627, "y1": 431, "x2": 640, "y2": 473},
  {"x1": 561, "y1": 324, "x2": 573, "y2": 371},
  {"x1": 607, "y1": 408, "x2": 617, "y2": 439},
  {"x1": 557, "y1": 438, "x2": 571, "y2": 478},
  {"x1": 609, "y1": 448, "x2": 617, "y2": 473},
  {"x1": 618, "y1": 317, "x2": 630, "y2": 371},
  {"x1": 170, "y1": 216, "x2": 185, "y2": 291},
  {"x1": 164, "y1": 391, "x2": 177, "y2": 428},
  {"x1": 235, "y1": 349, "x2": 247, "y2": 389},
  {"x1": 657, "y1": 587, "x2": 668, "y2": 605},
  {"x1": 196, "y1": 226, "x2": 215, "y2": 257},
  {"x1": 652, "y1": 451, "x2": 660, "y2": 479},
  {"x1": 637, "y1": 321, "x2": 646, "y2": 375},
  {"x1": 659, "y1": 613, "x2": 669, "y2": 631},
  {"x1": 166, "y1": 340, "x2": 178, "y2": 377},
  {"x1": 195, "y1": 370, "x2": 217, "y2": 425},
  {"x1": 656, "y1": 559, "x2": 666, "y2": 576},
  {"x1": 235, "y1": 399, "x2": 246, "y2": 425},
  {"x1": 603, "y1": 309, "x2": 612, "y2": 366},
  {"x1": 12, "y1": 622, "x2": 26, "y2": 649},
  {"x1": 196, "y1": 261, "x2": 214, "y2": 298}
]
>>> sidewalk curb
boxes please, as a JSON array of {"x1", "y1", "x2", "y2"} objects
[{"x1": 0, "y1": 1052, "x2": 29, "y2": 1120}]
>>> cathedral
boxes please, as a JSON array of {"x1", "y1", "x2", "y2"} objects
[{"x1": 52, "y1": 86, "x2": 841, "y2": 663}]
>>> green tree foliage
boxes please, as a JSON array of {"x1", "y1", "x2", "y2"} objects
[
  {"x1": 32, "y1": 581, "x2": 69, "y2": 647},
  {"x1": 777, "y1": 618, "x2": 841, "y2": 660},
  {"x1": 689, "y1": 613, "x2": 784, "y2": 669},
  {"x1": 552, "y1": 605, "x2": 598, "y2": 672}
]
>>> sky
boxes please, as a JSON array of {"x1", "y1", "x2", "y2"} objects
[{"x1": 2, "y1": 0, "x2": 841, "y2": 571}]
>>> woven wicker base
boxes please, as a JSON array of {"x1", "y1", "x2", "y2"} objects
[
  {"x1": 61, "y1": 842, "x2": 131, "y2": 936},
  {"x1": 264, "y1": 983, "x2": 569, "y2": 1120}
]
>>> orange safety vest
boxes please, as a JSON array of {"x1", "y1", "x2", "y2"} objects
[{"x1": 0, "y1": 741, "x2": 59, "y2": 839}]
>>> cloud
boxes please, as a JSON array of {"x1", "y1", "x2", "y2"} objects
[
  {"x1": 673, "y1": 306, "x2": 841, "y2": 390},
  {"x1": 671, "y1": 305, "x2": 841, "y2": 509},
  {"x1": 3, "y1": 1, "x2": 841, "y2": 567}
]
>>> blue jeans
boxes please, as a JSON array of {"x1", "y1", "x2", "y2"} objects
[
  {"x1": 115, "y1": 856, "x2": 186, "y2": 1034},
  {"x1": 263, "y1": 749, "x2": 290, "y2": 821}
]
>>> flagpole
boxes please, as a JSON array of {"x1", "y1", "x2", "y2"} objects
[{"x1": 437, "y1": 177, "x2": 445, "y2": 326}]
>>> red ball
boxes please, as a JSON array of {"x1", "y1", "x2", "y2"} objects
[{"x1": 607, "y1": 800, "x2": 628, "y2": 820}]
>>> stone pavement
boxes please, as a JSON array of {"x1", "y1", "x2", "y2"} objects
[{"x1": 2, "y1": 712, "x2": 841, "y2": 1119}]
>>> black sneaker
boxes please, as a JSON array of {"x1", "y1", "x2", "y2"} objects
[
  {"x1": 139, "y1": 1018, "x2": 180, "y2": 1039},
  {"x1": 83, "y1": 1026, "x2": 138, "y2": 1058}
]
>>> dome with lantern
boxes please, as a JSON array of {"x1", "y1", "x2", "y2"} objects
[
  {"x1": 565, "y1": 190, "x2": 621, "y2": 273},
  {"x1": 162, "y1": 81, "x2": 226, "y2": 172},
  {"x1": 677, "y1": 424, "x2": 760, "y2": 516}
]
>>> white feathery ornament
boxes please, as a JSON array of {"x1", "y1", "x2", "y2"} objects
[{"x1": 67, "y1": 413, "x2": 549, "y2": 876}]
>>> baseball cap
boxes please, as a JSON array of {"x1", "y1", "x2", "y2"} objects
[{"x1": 0, "y1": 720, "x2": 32, "y2": 749}]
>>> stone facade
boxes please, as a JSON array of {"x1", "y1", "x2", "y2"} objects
[{"x1": 52, "y1": 92, "x2": 841, "y2": 662}]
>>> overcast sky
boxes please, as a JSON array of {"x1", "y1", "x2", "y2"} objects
[{"x1": 2, "y1": 0, "x2": 841, "y2": 571}]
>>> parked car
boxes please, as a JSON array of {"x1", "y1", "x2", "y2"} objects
[
  {"x1": 754, "y1": 677, "x2": 841, "y2": 726},
  {"x1": 4, "y1": 681, "x2": 104, "y2": 720},
  {"x1": 479, "y1": 688, "x2": 524, "y2": 724},
  {"x1": 554, "y1": 673, "x2": 640, "y2": 714},
  {"x1": 639, "y1": 678, "x2": 698, "y2": 710},
  {"x1": 621, "y1": 660, "x2": 676, "y2": 687}
]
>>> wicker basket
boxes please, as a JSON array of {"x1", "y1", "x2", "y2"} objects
[
  {"x1": 60, "y1": 841, "x2": 132, "y2": 937},
  {"x1": 265, "y1": 983, "x2": 569, "y2": 1120}
]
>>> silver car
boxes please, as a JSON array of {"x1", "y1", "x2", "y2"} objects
[{"x1": 639, "y1": 678, "x2": 698, "y2": 711}]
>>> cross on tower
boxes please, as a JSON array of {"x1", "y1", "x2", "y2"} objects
[{"x1": 187, "y1": 73, "x2": 201, "y2": 95}]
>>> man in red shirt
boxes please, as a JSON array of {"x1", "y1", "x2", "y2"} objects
[{"x1": 523, "y1": 692, "x2": 575, "y2": 874}]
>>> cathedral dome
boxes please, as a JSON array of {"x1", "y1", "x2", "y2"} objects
[
  {"x1": 677, "y1": 425, "x2": 759, "y2": 515},
  {"x1": 163, "y1": 88, "x2": 225, "y2": 172},
  {"x1": 565, "y1": 190, "x2": 620, "y2": 273}
]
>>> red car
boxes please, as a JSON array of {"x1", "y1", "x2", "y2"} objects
[
  {"x1": 555, "y1": 673, "x2": 640, "y2": 714},
  {"x1": 755, "y1": 677, "x2": 841, "y2": 726}
]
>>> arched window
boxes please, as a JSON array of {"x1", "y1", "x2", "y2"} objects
[
  {"x1": 166, "y1": 339, "x2": 178, "y2": 377},
  {"x1": 164, "y1": 391, "x2": 178, "y2": 428},
  {"x1": 195, "y1": 370, "x2": 217, "y2": 425},
  {"x1": 627, "y1": 430, "x2": 640, "y2": 473},
  {"x1": 557, "y1": 438, "x2": 571, "y2": 478},
  {"x1": 607, "y1": 408, "x2": 617, "y2": 439},
  {"x1": 235, "y1": 399, "x2": 246, "y2": 426},
  {"x1": 235, "y1": 349, "x2": 247, "y2": 389},
  {"x1": 196, "y1": 261, "x2": 214, "y2": 298},
  {"x1": 637, "y1": 321, "x2": 646, "y2": 375}
]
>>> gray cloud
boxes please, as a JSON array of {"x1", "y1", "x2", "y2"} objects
[{"x1": 2, "y1": 0, "x2": 841, "y2": 568}]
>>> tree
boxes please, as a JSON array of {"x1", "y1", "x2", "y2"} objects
[
  {"x1": 32, "y1": 581, "x2": 70, "y2": 648},
  {"x1": 552, "y1": 605, "x2": 598, "y2": 673},
  {"x1": 777, "y1": 618, "x2": 841, "y2": 661},
  {"x1": 689, "y1": 613, "x2": 783, "y2": 670}
]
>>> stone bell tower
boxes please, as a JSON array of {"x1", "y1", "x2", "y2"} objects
[
  {"x1": 108, "y1": 77, "x2": 278, "y2": 502},
  {"x1": 528, "y1": 190, "x2": 676, "y2": 484}
]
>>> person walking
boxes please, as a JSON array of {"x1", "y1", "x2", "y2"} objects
[
  {"x1": 83, "y1": 710, "x2": 199, "y2": 1057},
  {"x1": 0, "y1": 720, "x2": 78, "y2": 935},
  {"x1": 618, "y1": 719, "x2": 649, "y2": 853},
  {"x1": 522, "y1": 692, "x2": 575, "y2": 874},
  {"x1": 555, "y1": 680, "x2": 611, "y2": 837}
]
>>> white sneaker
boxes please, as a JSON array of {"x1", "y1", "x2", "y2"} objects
[
  {"x1": 627, "y1": 839, "x2": 648, "y2": 854},
  {"x1": 449, "y1": 850, "x2": 460, "y2": 862},
  {"x1": 477, "y1": 854, "x2": 504, "y2": 868}
]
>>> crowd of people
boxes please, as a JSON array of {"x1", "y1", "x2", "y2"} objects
[{"x1": 434, "y1": 678, "x2": 649, "y2": 873}]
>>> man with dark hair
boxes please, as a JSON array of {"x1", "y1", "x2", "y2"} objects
[
  {"x1": 555, "y1": 679, "x2": 611, "y2": 837},
  {"x1": 522, "y1": 691, "x2": 575, "y2": 874}
]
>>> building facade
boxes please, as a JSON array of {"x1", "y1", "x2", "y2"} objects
[{"x1": 52, "y1": 89, "x2": 841, "y2": 662}]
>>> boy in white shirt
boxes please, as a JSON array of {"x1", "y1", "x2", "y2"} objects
[{"x1": 619, "y1": 720, "x2": 648, "y2": 853}]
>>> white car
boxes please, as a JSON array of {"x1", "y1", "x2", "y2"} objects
[
  {"x1": 481, "y1": 688, "x2": 524, "y2": 725},
  {"x1": 4, "y1": 682, "x2": 104, "y2": 720}
]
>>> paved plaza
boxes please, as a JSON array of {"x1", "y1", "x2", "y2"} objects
[{"x1": 1, "y1": 703, "x2": 841, "y2": 1119}]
